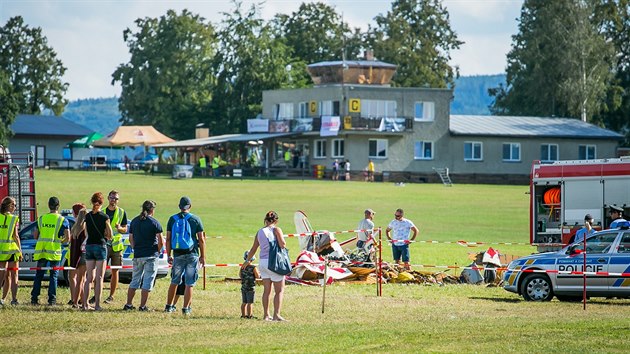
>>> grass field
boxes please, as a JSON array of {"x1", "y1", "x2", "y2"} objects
[{"x1": 1, "y1": 170, "x2": 628, "y2": 353}]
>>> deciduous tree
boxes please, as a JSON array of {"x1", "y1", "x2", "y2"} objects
[
  {"x1": 112, "y1": 9, "x2": 217, "y2": 140},
  {"x1": 0, "y1": 16, "x2": 68, "y2": 115},
  {"x1": 368, "y1": 0, "x2": 463, "y2": 88}
]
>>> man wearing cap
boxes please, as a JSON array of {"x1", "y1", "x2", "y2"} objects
[
  {"x1": 357, "y1": 209, "x2": 375, "y2": 251},
  {"x1": 385, "y1": 208, "x2": 418, "y2": 270},
  {"x1": 31, "y1": 197, "x2": 70, "y2": 305},
  {"x1": 574, "y1": 214, "x2": 595, "y2": 244},
  {"x1": 164, "y1": 196, "x2": 205, "y2": 315},
  {"x1": 609, "y1": 205, "x2": 627, "y2": 229}
]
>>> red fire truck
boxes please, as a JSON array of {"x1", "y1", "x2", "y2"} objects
[
  {"x1": 0, "y1": 146, "x2": 37, "y2": 229},
  {"x1": 530, "y1": 158, "x2": 630, "y2": 252}
]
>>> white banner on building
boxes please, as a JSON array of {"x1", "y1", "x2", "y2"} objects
[
  {"x1": 320, "y1": 116, "x2": 340, "y2": 137},
  {"x1": 247, "y1": 119, "x2": 269, "y2": 133}
]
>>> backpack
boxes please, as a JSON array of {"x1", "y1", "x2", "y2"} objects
[{"x1": 171, "y1": 213, "x2": 194, "y2": 250}]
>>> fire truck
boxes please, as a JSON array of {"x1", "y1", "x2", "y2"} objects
[
  {"x1": 0, "y1": 145, "x2": 37, "y2": 229},
  {"x1": 530, "y1": 158, "x2": 630, "y2": 252}
]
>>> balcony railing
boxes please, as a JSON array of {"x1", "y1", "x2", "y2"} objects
[{"x1": 268, "y1": 116, "x2": 413, "y2": 133}]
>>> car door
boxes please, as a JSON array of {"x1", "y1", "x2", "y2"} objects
[
  {"x1": 609, "y1": 231, "x2": 630, "y2": 294},
  {"x1": 555, "y1": 231, "x2": 617, "y2": 293},
  {"x1": 18, "y1": 222, "x2": 38, "y2": 279}
]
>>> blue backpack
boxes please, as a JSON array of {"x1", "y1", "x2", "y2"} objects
[{"x1": 171, "y1": 213, "x2": 194, "y2": 250}]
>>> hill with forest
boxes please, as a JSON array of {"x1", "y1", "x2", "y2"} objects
[{"x1": 61, "y1": 74, "x2": 506, "y2": 133}]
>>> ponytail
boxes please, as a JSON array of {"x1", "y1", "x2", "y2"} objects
[{"x1": 139, "y1": 200, "x2": 156, "y2": 220}]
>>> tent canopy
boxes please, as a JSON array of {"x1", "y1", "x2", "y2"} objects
[
  {"x1": 93, "y1": 126, "x2": 175, "y2": 147},
  {"x1": 69, "y1": 132, "x2": 104, "y2": 148}
]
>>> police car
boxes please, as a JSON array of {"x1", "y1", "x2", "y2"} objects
[
  {"x1": 503, "y1": 221, "x2": 630, "y2": 301},
  {"x1": 19, "y1": 216, "x2": 169, "y2": 284}
]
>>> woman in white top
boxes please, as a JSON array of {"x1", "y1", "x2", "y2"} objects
[{"x1": 243, "y1": 211, "x2": 287, "y2": 321}]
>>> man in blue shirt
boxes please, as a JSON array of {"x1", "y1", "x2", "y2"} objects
[
  {"x1": 609, "y1": 205, "x2": 627, "y2": 229},
  {"x1": 574, "y1": 214, "x2": 595, "y2": 244}
]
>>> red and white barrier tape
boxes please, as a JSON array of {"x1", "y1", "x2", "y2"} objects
[{"x1": 283, "y1": 229, "x2": 375, "y2": 238}]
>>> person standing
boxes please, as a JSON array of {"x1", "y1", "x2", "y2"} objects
[
  {"x1": 0, "y1": 197, "x2": 22, "y2": 306},
  {"x1": 332, "y1": 159, "x2": 339, "y2": 181},
  {"x1": 102, "y1": 190, "x2": 127, "y2": 304},
  {"x1": 243, "y1": 211, "x2": 287, "y2": 321},
  {"x1": 609, "y1": 205, "x2": 627, "y2": 229},
  {"x1": 68, "y1": 203, "x2": 88, "y2": 308},
  {"x1": 345, "y1": 159, "x2": 351, "y2": 181},
  {"x1": 367, "y1": 160, "x2": 375, "y2": 182},
  {"x1": 164, "y1": 196, "x2": 205, "y2": 315},
  {"x1": 284, "y1": 149, "x2": 291, "y2": 168},
  {"x1": 124, "y1": 200, "x2": 163, "y2": 311},
  {"x1": 31, "y1": 196, "x2": 70, "y2": 306},
  {"x1": 385, "y1": 208, "x2": 418, "y2": 270},
  {"x1": 240, "y1": 251, "x2": 260, "y2": 319},
  {"x1": 574, "y1": 214, "x2": 595, "y2": 244},
  {"x1": 356, "y1": 209, "x2": 375, "y2": 251},
  {"x1": 81, "y1": 192, "x2": 113, "y2": 311}
]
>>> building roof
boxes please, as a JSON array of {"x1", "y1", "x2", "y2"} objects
[
  {"x1": 154, "y1": 132, "x2": 297, "y2": 148},
  {"x1": 307, "y1": 60, "x2": 397, "y2": 69},
  {"x1": 450, "y1": 115, "x2": 623, "y2": 140},
  {"x1": 11, "y1": 114, "x2": 92, "y2": 138}
]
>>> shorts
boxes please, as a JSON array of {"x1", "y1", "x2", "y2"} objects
[
  {"x1": 392, "y1": 244, "x2": 410, "y2": 262},
  {"x1": 170, "y1": 253, "x2": 199, "y2": 287},
  {"x1": 129, "y1": 257, "x2": 158, "y2": 291},
  {"x1": 78, "y1": 253, "x2": 86, "y2": 266},
  {"x1": 0, "y1": 253, "x2": 20, "y2": 262},
  {"x1": 241, "y1": 289, "x2": 255, "y2": 304},
  {"x1": 85, "y1": 244, "x2": 107, "y2": 261},
  {"x1": 258, "y1": 259, "x2": 285, "y2": 283},
  {"x1": 107, "y1": 245, "x2": 122, "y2": 266}
]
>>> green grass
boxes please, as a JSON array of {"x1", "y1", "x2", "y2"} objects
[{"x1": 2, "y1": 170, "x2": 628, "y2": 353}]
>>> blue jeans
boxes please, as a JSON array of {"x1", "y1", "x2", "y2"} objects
[
  {"x1": 170, "y1": 253, "x2": 199, "y2": 287},
  {"x1": 129, "y1": 257, "x2": 158, "y2": 291},
  {"x1": 31, "y1": 259, "x2": 60, "y2": 304},
  {"x1": 392, "y1": 244, "x2": 410, "y2": 262}
]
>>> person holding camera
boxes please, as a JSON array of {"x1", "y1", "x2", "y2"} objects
[{"x1": 574, "y1": 214, "x2": 595, "y2": 244}]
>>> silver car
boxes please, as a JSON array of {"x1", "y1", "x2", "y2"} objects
[
  {"x1": 19, "y1": 218, "x2": 169, "y2": 284},
  {"x1": 503, "y1": 222, "x2": 630, "y2": 301}
]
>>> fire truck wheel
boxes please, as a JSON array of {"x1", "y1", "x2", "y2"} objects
[{"x1": 521, "y1": 274, "x2": 554, "y2": 301}]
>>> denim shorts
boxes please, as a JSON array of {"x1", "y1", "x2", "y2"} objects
[
  {"x1": 241, "y1": 289, "x2": 255, "y2": 304},
  {"x1": 129, "y1": 256, "x2": 159, "y2": 291},
  {"x1": 170, "y1": 253, "x2": 199, "y2": 287},
  {"x1": 392, "y1": 244, "x2": 410, "y2": 262},
  {"x1": 85, "y1": 244, "x2": 107, "y2": 261}
]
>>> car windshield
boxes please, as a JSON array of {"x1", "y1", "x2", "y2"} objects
[{"x1": 570, "y1": 231, "x2": 618, "y2": 254}]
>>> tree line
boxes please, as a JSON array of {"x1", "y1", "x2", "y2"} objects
[{"x1": 1, "y1": 0, "x2": 629, "y2": 145}]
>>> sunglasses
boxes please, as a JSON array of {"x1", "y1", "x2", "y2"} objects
[
  {"x1": 109, "y1": 196, "x2": 119, "y2": 200},
  {"x1": 395, "y1": 214, "x2": 403, "y2": 218}
]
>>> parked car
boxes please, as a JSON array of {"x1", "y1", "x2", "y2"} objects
[
  {"x1": 19, "y1": 216, "x2": 169, "y2": 284},
  {"x1": 172, "y1": 164, "x2": 194, "y2": 179},
  {"x1": 503, "y1": 222, "x2": 630, "y2": 301}
]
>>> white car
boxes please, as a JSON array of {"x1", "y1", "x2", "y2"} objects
[
  {"x1": 503, "y1": 221, "x2": 630, "y2": 301},
  {"x1": 19, "y1": 217, "x2": 169, "y2": 284},
  {"x1": 172, "y1": 164, "x2": 194, "y2": 179}
]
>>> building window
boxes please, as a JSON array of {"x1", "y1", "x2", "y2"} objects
[
  {"x1": 414, "y1": 101, "x2": 435, "y2": 121},
  {"x1": 319, "y1": 101, "x2": 340, "y2": 116},
  {"x1": 273, "y1": 103, "x2": 293, "y2": 119},
  {"x1": 298, "y1": 102, "x2": 308, "y2": 118},
  {"x1": 361, "y1": 100, "x2": 397, "y2": 118},
  {"x1": 414, "y1": 141, "x2": 433, "y2": 160},
  {"x1": 578, "y1": 145, "x2": 596, "y2": 160},
  {"x1": 332, "y1": 139, "x2": 344, "y2": 158},
  {"x1": 369, "y1": 139, "x2": 388, "y2": 158},
  {"x1": 314, "y1": 139, "x2": 326, "y2": 158},
  {"x1": 464, "y1": 141, "x2": 482, "y2": 161},
  {"x1": 502, "y1": 143, "x2": 521, "y2": 162},
  {"x1": 541, "y1": 144, "x2": 558, "y2": 162}
]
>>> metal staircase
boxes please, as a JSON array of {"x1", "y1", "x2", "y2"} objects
[{"x1": 433, "y1": 167, "x2": 453, "y2": 186}]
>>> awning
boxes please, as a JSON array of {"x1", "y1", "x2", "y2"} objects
[
  {"x1": 69, "y1": 132, "x2": 104, "y2": 148},
  {"x1": 153, "y1": 132, "x2": 297, "y2": 148},
  {"x1": 93, "y1": 126, "x2": 175, "y2": 147}
]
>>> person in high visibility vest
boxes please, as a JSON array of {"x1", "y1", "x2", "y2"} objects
[
  {"x1": 0, "y1": 197, "x2": 22, "y2": 306},
  {"x1": 284, "y1": 149, "x2": 291, "y2": 167},
  {"x1": 211, "y1": 155, "x2": 222, "y2": 177},
  {"x1": 30, "y1": 196, "x2": 70, "y2": 306},
  {"x1": 102, "y1": 190, "x2": 127, "y2": 304}
]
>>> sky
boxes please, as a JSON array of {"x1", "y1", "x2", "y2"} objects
[{"x1": 1, "y1": 0, "x2": 524, "y2": 100}]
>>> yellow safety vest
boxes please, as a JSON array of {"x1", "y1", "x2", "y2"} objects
[
  {"x1": 211, "y1": 157, "x2": 220, "y2": 169},
  {"x1": 34, "y1": 213, "x2": 65, "y2": 261},
  {"x1": 0, "y1": 214, "x2": 19, "y2": 261},
  {"x1": 109, "y1": 207, "x2": 125, "y2": 252}
]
